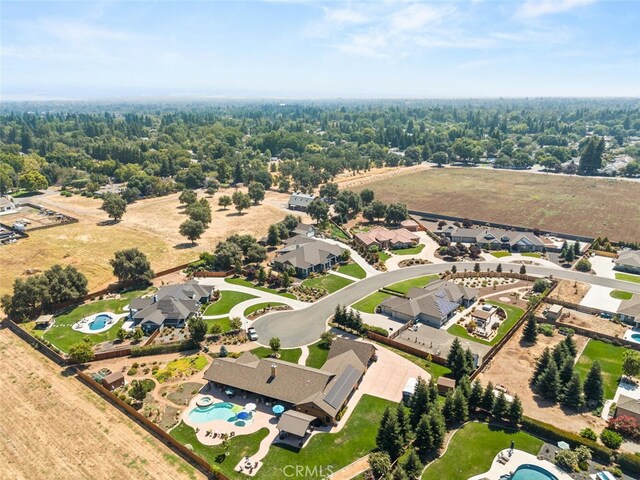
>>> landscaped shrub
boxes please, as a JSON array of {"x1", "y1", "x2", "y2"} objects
[
  {"x1": 608, "y1": 416, "x2": 640, "y2": 439},
  {"x1": 127, "y1": 367, "x2": 138, "y2": 375},
  {"x1": 580, "y1": 428, "x2": 598, "y2": 441},
  {"x1": 130, "y1": 339, "x2": 198, "y2": 357},
  {"x1": 537, "y1": 323, "x2": 554, "y2": 336},
  {"x1": 600, "y1": 429, "x2": 623, "y2": 449},
  {"x1": 617, "y1": 452, "x2": 640, "y2": 476},
  {"x1": 364, "y1": 324, "x2": 389, "y2": 337}
]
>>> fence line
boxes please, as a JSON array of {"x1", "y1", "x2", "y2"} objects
[
  {"x1": 367, "y1": 332, "x2": 448, "y2": 366},
  {"x1": 2, "y1": 318, "x2": 68, "y2": 365},
  {"x1": 545, "y1": 297, "x2": 617, "y2": 316},
  {"x1": 192, "y1": 269, "x2": 234, "y2": 278},
  {"x1": 75, "y1": 370, "x2": 226, "y2": 479}
]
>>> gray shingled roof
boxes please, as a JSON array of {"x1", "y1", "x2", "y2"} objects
[
  {"x1": 288, "y1": 192, "x2": 316, "y2": 207},
  {"x1": 131, "y1": 282, "x2": 213, "y2": 326},
  {"x1": 275, "y1": 236, "x2": 346, "y2": 270},
  {"x1": 277, "y1": 410, "x2": 316, "y2": 437},
  {"x1": 453, "y1": 227, "x2": 544, "y2": 248},
  {"x1": 618, "y1": 296, "x2": 640, "y2": 318},
  {"x1": 616, "y1": 250, "x2": 640, "y2": 269},
  {"x1": 326, "y1": 338, "x2": 375, "y2": 368},
  {"x1": 617, "y1": 394, "x2": 640, "y2": 415}
]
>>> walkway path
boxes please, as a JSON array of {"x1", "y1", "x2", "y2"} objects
[
  {"x1": 328, "y1": 455, "x2": 370, "y2": 480},
  {"x1": 253, "y1": 261, "x2": 640, "y2": 347},
  {"x1": 297, "y1": 345, "x2": 309, "y2": 365}
]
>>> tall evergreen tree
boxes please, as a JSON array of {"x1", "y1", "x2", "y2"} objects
[
  {"x1": 458, "y1": 375, "x2": 472, "y2": 399},
  {"x1": 442, "y1": 391, "x2": 455, "y2": 423},
  {"x1": 408, "y1": 377, "x2": 431, "y2": 427},
  {"x1": 559, "y1": 360, "x2": 575, "y2": 386},
  {"x1": 453, "y1": 389, "x2": 469, "y2": 422},
  {"x1": 469, "y1": 380, "x2": 484, "y2": 411},
  {"x1": 403, "y1": 449, "x2": 423, "y2": 480},
  {"x1": 414, "y1": 414, "x2": 433, "y2": 452},
  {"x1": 536, "y1": 361, "x2": 561, "y2": 401},
  {"x1": 522, "y1": 314, "x2": 538, "y2": 344},
  {"x1": 428, "y1": 410, "x2": 447, "y2": 450},
  {"x1": 492, "y1": 391, "x2": 509, "y2": 419},
  {"x1": 562, "y1": 372, "x2": 584, "y2": 409},
  {"x1": 396, "y1": 404, "x2": 412, "y2": 445},
  {"x1": 532, "y1": 347, "x2": 552, "y2": 384},
  {"x1": 375, "y1": 407, "x2": 404, "y2": 460},
  {"x1": 583, "y1": 361, "x2": 604, "y2": 405},
  {"x1": 508, "y1": 395, "x2": 524, "y2": 424},
  {"x1": 481, "y1": 381, "x2": 495, "y2": 412}
]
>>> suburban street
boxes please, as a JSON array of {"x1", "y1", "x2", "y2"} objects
[{"x1": 253, "y1": 261, "x2": 640, "y2": 347}]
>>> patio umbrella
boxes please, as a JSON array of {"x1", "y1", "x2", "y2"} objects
[
  {"x1": 224, "y1": 388, "x2": 235, "y2": 396},
  {"x1": 557, "y1": 441, "x2": 570, "y2": 450},
  {"x1": 245, "y1": 403, "x2": 257, "y2": 412},
  {"x1": 272, "y1": 404, "x2": 285, "y2": 415}
]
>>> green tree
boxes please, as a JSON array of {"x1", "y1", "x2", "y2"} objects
[
  {"x1": 133, "y1": 327, "x2": 144, "y2": 341},
  {"x1": 622, "y1": 350, "x2": 640, "y2": 379},
  {"x1": 368, "y1": 451, "x2": 391, "y2": 479},
  {"x1": 101, "y1": 192, "x2": 127, "y2": 222},
  {"x1": 68, "y1": 338, "x2": 93, "y2": 364},
  {"x1": 218, "y1": 195, "x2": 232, "y2": 209},
  {"x1": 492, "y1": 391, "x2": 508, "y2": 419},
  {"x1": 229, "y1": 317, "x2": 242, "y2": 331},
  {"x1": 248, "y1": 181, "x2": 265, "y2": 204},
  {"x1": 117, "y1": 328, "x2": 127, "y2": 341},
  {"x1": 396, "y1": 404, "x2": 412, "y2": 445},
  {"x1": 306, "y1": 198, "x2": 329, "y2": 224},
  {"x1": 414, "y1": 414, "x2": 433, "y2": 452},
  {"x1": 453, "y1": 389, "x2": 469, "y2": 422},
  {"x1": 269, "y1": 337, "x2": 281, "y2": 354},
  {"x1": 376, "y1": 406, "x2": 404, "y2": 460},
  {"x1": 129, "y1": 380, "x2": 147, "y2": 402},
  {"x1": 179, "y1": 219, "x2": 205, "y2": 245},
  {"x1": 267, "y1": 224, "x2": 281, "y2": 246},
  {"x1": 179, "y1": 189, "x2": 198, "y2": 205},
  {"x1": 600, "y1": 429, "x2": 623, "y2": 449},
  {"x1": 508, "y1": 395, "x2": 523, "y2": 424},
  {"x1": 578, "y1": 136, "x2": 605, "y2": 175},
  {"x1": 385, "y1": 203, "x2": 408, "y2": 225},
  {"x1": 522, "y1": 314, "x2": 538, "y2": 344},
  {"x1": 219, "y1": 345, "x2": 228, "y2": 357},
  {"x1": 583, "y1": 361, "x2": 604, "y2": 405},
  {"x1": 359, "y1": 188, "x2": 375, "y2": 205},
  {"x1": 186, "y1": 199, "x2": 212, "y2": 225},
  {"x1": 562, "y1": 372, "x2": 584, "y2": 409},
  {"x1": 18, "y1": 170, "x2": 48, "y2": 191},
  {"x1": 110, "y1": 248, "x2": 154, "y2": 285},
  {"x1": 188, "y1": 317, "x2": 207, "y2": 343},
  {"x1": 469, "y1": 379, "x2": 484, "y2": 411},
  {"x1": 536, "y1": 361, "x2": 561, "y2": 401},
  {"x1": 481, "y1": 381, "x2": 495, "y2": 412},
  {"x1": 402, "y1": 449, "x2": 423, "y2": 480},
  {"x1": 520, "y1": 265, "x2": 527, "y2": 274},
  {"x1": 575, "y1": 259, "x2": 592, "y2": 272},
  {"x1": 232, "y1": 191, "x2": 251, "y2": 213},
  {"x1": 473, "y1": 262, "x2": 481, "y2": 273},
  {"x1": 432, "y1": 151, "x2": 448, "y2": 167},
  {"x1": 319, "y1": 182, "x2": 339, "y2": 202}
]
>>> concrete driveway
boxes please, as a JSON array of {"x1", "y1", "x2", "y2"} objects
[
  {"x1": 253, "y1": 261, "x2": 640, "y2": 347},
  {"x1": 580, "y1": 284, "x2": 621, "y2": 312}
]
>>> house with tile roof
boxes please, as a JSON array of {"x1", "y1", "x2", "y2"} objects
[
  {"x1": 379, "y1": 280, "x2": 477, "y2": 327},
  {"x1": 615, "y1": 250, "x2": 640, "y2": 275},
  {"x1": 354, "y1": 227, "x2": 419, "y2": 250},
  {"x1": 202, "y1": 338, "x2": 375, "y2": 425},
  {"x1": 128, "y1": 281, "x2": 214, "y2": 334},
  {"x1": 273, "y1": 235, "x2": 346, "y2": 277}
]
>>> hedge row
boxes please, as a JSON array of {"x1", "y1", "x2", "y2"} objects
[
  {"x1": 521, "y1": 416, "x2": 614, "y2": 463},
  {"x1": 130, "y1": 339, "x2": 198, "y2": 357},
  {"x1": 364, "y1": 324, "x2": 389, "y2": 338},
  {"x1": 617, "y1": 452, "x2": 640, "y2": 476}
]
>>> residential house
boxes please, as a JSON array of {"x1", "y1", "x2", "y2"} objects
[
  {"x1": 615, "y1": 395, "x2": 640, "y2": 422},
  {"x1": 450, "y1": 227, "x2": 545, "y2": 252},
  {"x1": 615, "y1": 250, "x2": 640, "y2": 275},
  {"x1": 618, "y1": 296, "x2": 640, "y2": 326},
  {"x1": 400, "y1": 219, "x2": 420, "y2": 232},
  {"x1": 273, "y1": 236, "x2": 346, "y2": 278},
  {"x1": 292, "y1": 222, "x2": 316, "y2": 238},
  {"x1": 0, "y1": 196, "x2": 16, "y2": 214},
  {"x1": 128, "y1": 281, "x2": 214, "y2": 334},
  {"x1": 471, "y1": 304, "x2": 501, "y2": 337},
  {"x1": 379, "y1": 280, "x2": 477, "y2": 327},
  {"x1": 202, "y1": 338, "x2": 375, "y2": 425},
  {"x1": 288, "y1": 192, "x2": 316, "y2": 211},
  {"x1": 354, "y1": 227, "x2": 419, "y2": 250}
]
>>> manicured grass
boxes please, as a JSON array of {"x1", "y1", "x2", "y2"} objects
[
  {"x1": 154, "y1": 355, "x2": 209, "y2": 383},
  {"x1": 575, "y1": 339, "x2": 626, "y2": 400},
  {"x1": 337, "y1": 262, "x2": 367, "y2": 279},
  {"x1": 305, "y1": 341, "x2": 330, "y2": 369},
  {"x1": 393, "y1": 243, "x2": 426, "y2": 256},
  {"x1": 386, "y1": 274, "x2": 439, "y2": 295},
  {"x1": 36, "y1": 287, "x2": 152, "y2": 353},
  {"x1": 351, "y1": 291, "x2": 391, "y2": 314},
  {"x1": 256, "y1": 395, "x2": 394, "y2": 479},
  {"x1": 250, "y1": 346, "x2": 302, "y2": 364},
  {"x1": 376, "y1": 342, "x2": 452, "y2": 381},
  {"x1": 170, "y1": 422, "x2": 269, "y2": 479},
  {"x1": 615, "y1": 272, "x2": 640, "y2": 284},
  {"x1": 422, "y1": 422, "x2": 544, "y2": 479},
  {"x1": 204, "y1": 317, "x2": 232, "y2": 333},
  {"x1": 378, "y1": 251, "x2": 392, "y2": 263},
  {"x1": 490, "y1": 250, "x2": 511, "y2": 258},
  {"x1": 302, "y1": 273, "x2": 354, "y2": 294},
  {"x1": 203, "y1": 291, "x2": 257, "y2": 316},
  {"x1": 224, "y1": 277, "x2": 297, "y2": 299},
  {"x1": 243, "y1": 302, "x2": 287, "y2": 317},
  {"x1": 521, "y1": 252, "x2": 542, "y2": 258},
  {"x1": 610, "y1": 290, "x2": 633, "y2": 300},
  {"x1": 448, "y1": 301, "x2": 524, "y2": 347}
]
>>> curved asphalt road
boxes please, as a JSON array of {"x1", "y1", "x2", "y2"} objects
[{"x1": 253, "y1": 261, "x2": 640, "y2": 348}]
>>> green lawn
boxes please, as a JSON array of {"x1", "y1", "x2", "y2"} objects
[
  {"x1": 203, "y1": 291, "x2": 257, "y2": 316},
  {"x1": 386, "y1": 274, "x2": 439, "y2": 295},
  {"x1": 35, "y1": 287, "x2": 152, "y2": 353},
  {"x1": 378, "y1": 251, "x2": 392, "y2": 263},
  {"x1": 615, "y1": 272, "x2": 640, "y2": 284},
  {"x1": 224, "y1": 277, "x2": 297, "y2": 299},
  {"x1": 154, "y1": 355, "x2": 209, "y2": 383},
  {"x1": 376, "y1": 342, "x2": 452, "y2": 381},
  {"x1": 302, "y1": 273, "x2": 354, "y2": 294},
  {"x1": 491, "y1": 250, "x2": 511, "y2": 258},
  {"x1": 256, "y1": 395, "x2": 394, "y2": 479},
  {"x1": 243, "y1": 302, "x2": 286, "y2": 317},
  {"x1": 610, "y1": 290, "x2": 633, "y2": 300},
  {"x1": 305, "y1": 341, "x2": 330, "y2": 369},
  {"x1": 521, "y1": 252, "x2": 542, "y2": 258},
  {"x1": 422, "y1": 422, "x2": 543, "y2": 479},
  {"x1": 250, "y1": 346, "x2": 302, "y2": 364},
  {"x1": 170, "y1": 422, "x2": 268, "y2": 479},
  {"x1": 337, "y1": 262, "x2": 367, "y2": 279},
  {"x1": 330, "y1": 224, "x2": 350, "y2": 241},
  {"x1": 351, "y1": 291, "x2": 391, "y2": 314},
  {"x1": 448, "y1": 301, "x2": 524, "y2": 347},
  {"x1": 575, "y1": 339, "x2": 626, "y2": 400},
  {"x1": 204, "y1": 317, "x2": 232, "y2": 333},
  {"x1": 393, "y1": 244, "x2": 425, "y2": 256}
]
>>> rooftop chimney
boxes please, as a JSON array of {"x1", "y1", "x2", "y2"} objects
[{"x1": 271, "y1": 364, "x2": 277, "y2": 378}]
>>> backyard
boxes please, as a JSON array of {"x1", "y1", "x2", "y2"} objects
[
  {"x1": 575, "y1": 339, "x2": 625, "y2": 400},
  {"x1": 337, "y1": 262, "x2": 367, "y2": 279},
  {"x1": 422, "y1": 422, "x2": 544, "y2": 479},
  {"x1": 447, "y1": 301, "x2": 525, "y2": 347},
  {"x1": 28, "y1": 287, "x2": 152, "y2": 353},
  {"x1": 203, "y1": 291, "x2": 257, "y2": 316},
  {"x1": 153, "y1": 355, "x2": 209, "y2": 383},
  {"x1": 302, "y1": 273, "x2": 354, "y2": 294},
  {"x1": 351, "y1": 291, "x2": 392, "y2": 314},
  {"x1": 385, "y1": 274, "x2": 439, "y2": 295}
]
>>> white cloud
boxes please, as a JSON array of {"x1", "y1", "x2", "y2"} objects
[
  {"x1": 516, "y1": 0, "x2": 596, "y2": 18},
  {"x1": 324, "y1": 8, "x2": 369, "y2": 25},
  {"x1": 389, "y1": 3, "x2": 451, "y2": 32}
]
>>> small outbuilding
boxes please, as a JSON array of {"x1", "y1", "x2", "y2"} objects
[
  {"x1": 437, "y1": 377, "x2": 456, "y2": 395},
  {"x1": 545, "y1": 304, "x2": 564, "y2": 321},
  {"x1": 101, "y1": 371, "x2": 125, "y2": 391},
  {"x1": 277, "y1": 410, "x2": 316, "y2": 438},
  {"x1": 34, "y1": 314, "x2": 54, "y2": 330}
]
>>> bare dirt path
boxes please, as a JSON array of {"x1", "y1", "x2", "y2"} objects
[{"x1": 0, "y1": 328, "x2": 205, "y2": 480}]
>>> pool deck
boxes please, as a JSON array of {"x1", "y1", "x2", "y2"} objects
[
  {"x1": 71, "y1": 311, "x2": 128, "y2": 334},
  {"x1": 623, "y1": 328, "x2": 640, "y2": 344},
  {"x1": 468, "y1": 449, "x2": 572, "y2": 480}
]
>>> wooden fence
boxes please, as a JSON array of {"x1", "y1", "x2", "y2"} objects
[
  {"x1": 545, "y1": 297, "x2": 617, "y2": 316},
  {"x1": 2, "y1": 318, "x2": 68, "y2": 365},
  {"x1": 367, "y1": 331, "x2": 448, "y2": 366},
  {"x1": 75, "y1": 370, "x2": 226, "y2": 479},
  {"x1": 193, "y1": 269, "x2": 234, "y2": 278},
  {"x1": 591, "y1": 250, "x2": 618, "y2": 258}
]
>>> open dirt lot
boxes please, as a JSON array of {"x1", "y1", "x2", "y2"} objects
[
  {"x1": 0, "y1": 328, "x2": 204, "y2": 480},
  {"x1": 560, "y1": 309, "x2": 628, "y2": 338},
  {"x1": 548, "y1": 280, "x2": 591, "y2": 303},
  {"x1": 0, "y1": 188, "x2": 302, "y2": 297},
  {"x1": 350, "y1": 167, "x2": 640, "y2": 241},
  {"x1": 478, "y1": 323, "x2": 606, "y2": 434}
]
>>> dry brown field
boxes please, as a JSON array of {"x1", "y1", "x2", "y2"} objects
[
  {"x1": 0, "y1": 188, "x2": 304, "y2": 297},
  {"x1": 0, "y1": 327, "x2": 204, "y2": 480},
  {"x1": 349, "y1": 167, "x2": 640, "y2": 241}
]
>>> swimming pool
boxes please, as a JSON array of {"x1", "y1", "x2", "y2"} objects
[
  {"x1": 511, "y1": 464, "x2": 558, "y2": 480},
  {"x1": 89, "y1": 313, "x2": 112, "y2": 331},
  {"x1": 188, "y1": 402, "x2": 253, "y2": 426},
  {"x1": 631, "y1": 333, "x2": 640, "y2": 342}
]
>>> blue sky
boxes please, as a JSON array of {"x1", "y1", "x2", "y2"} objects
[{"x1": 1, "y1": 0, "x2": 639, "y2": 99}]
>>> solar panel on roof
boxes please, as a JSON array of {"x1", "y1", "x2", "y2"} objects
[{"x1": 323, "y1": 366, "x2": 361, "y2": 409}]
